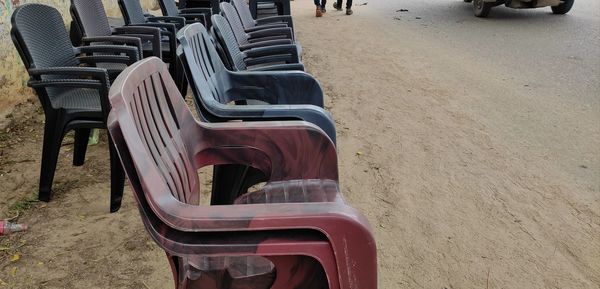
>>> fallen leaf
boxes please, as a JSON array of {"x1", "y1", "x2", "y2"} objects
[
  {"x1": 356, "y1": 151, "x2": 363, "y2": 156},
  {"x1": 0, "y1": 278, "x2": 7, "y2": 286},
  {"x1": 10, "y1": 254, "x2": 20, "y2": 262},
  {"x1": 9, "y1": 267, "x2": 16, "y2": 277}
]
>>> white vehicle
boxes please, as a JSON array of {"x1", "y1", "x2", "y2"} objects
[{"x1": 465, "y1": 0, "x2": 575, "y2": 17}]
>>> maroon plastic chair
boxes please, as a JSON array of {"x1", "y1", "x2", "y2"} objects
[{"x1": 107, "y1": 57, "x2": 377, "y2": 289}]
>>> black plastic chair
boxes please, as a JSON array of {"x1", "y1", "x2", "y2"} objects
[
  {"x1": 177, "y1": 23, "x2": 336, "y2": 204},
  {"x1": 179, "y1": 0, "x2": 221, "y2": 15},
  {"x1": 220, "y1": 2, "x2": 296, "y2": 51},
  {"x1": 211, "y1": 14, "x2": 303, "y2": 71},
  {"x1": 158, "y1": 0, "x2": 211, "y2": 27},
  {"x1": 10, "y1": 4, "x2": 138, "y2": 212},
  {"x1": 118, "y1": 0, "x2": 187, "y2": 93},
  {"x1": 231, "y1": 0, "x2": 294, "y2": 33},
  {"x1": 249, "y1": 0, "x2": 291, "y2": 19},
  {"x1": 70, "y1": 0, "x2": 163, "y2": 68}
]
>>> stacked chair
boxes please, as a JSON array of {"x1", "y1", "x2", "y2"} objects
[
  {"x1": 12, "y1": 0, "x2": 377, "y2": 288},
  {"x1": 156, "y1": 0, "x2": 211, "y2": 27},
  {"x1": 108, "y1": 56, "x2": 377, "y2": 289},
  {"x1": 210, "y1": 14, "x2": 303, "y2": 71}
]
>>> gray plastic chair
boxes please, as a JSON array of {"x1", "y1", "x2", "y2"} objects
[
  {"x1": 231, "y1": 0, "x2": 294, "y2": 33},
  {"x1": 157, "y1": 0, "x2": 211, "y2": 27},
  {"x1": 220, "y1": 2, "x2": 296, "y2": 51},
  {"x1": 177, "y1": 23, "x2": 336, "y2": 203},
  {"x1": 179, "y1": 0, "x2": 221, "y2": 15},
  {"x1": 211, "y1": 14, "x2": 303, "y2": 71},
  {"x1": 10, "y1": 4, "x2": 138, "y2": 212},
  {"x1": 118, "y1": 0, "x2": 188, "y2": 93}
]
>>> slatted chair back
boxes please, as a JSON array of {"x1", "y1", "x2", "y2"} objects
[
  {"x1": 220, "y1": 2, "x2": 251, "y2": 45},
  {"x1": 210, "y1": 14, "x2": 247, "y2": 70},
  {"x1": 108, "y1": 57, "x2": 200, "y2": 204},
  {"x1": 177, "y1": 23, "x2": 234, "y2": 116}
]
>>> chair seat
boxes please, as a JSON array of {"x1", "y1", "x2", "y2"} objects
[
  {"x1": 50, "y1": 88, "x2": 102, "y2": 114},
  {"x1": 235, "y1": 179, "x2": 343, "y2": 204}
]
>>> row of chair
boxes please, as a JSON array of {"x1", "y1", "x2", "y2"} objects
[{"x1": 11, "y1": 0, "x2": 377, "y2": 288}]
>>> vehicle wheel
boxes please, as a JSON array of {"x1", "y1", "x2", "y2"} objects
[
  {"x1": 551, "y1": 0, "x2": 574, "y2": 14},
  {"x1": 473, "y1": 0, "x2": 493, "y2": 17}
]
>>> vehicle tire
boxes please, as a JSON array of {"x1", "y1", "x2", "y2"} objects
[
  {"x1": 551, "y1": 0, "x2": 574, "y2": 14},
  {"x1": 473, "y1": 0, "x2": 493, "y2": 17}
]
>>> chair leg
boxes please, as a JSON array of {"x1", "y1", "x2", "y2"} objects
[
  {"x1": 109, "y1": 139, "x2": 125, "y2": 213},
  {"x1": 38, "y1": 119, "x2": 64, "y2": 202},
  {"x1": 210, "y1": 164, "x2": 248, "y2": 205},
  {"x1": 72, "y1": 128, "x2": 91, "y2": 166}
]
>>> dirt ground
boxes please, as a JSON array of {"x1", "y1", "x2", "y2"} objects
[{"x1": 1, "y1": 0, "x2": 599, "y2": 288}]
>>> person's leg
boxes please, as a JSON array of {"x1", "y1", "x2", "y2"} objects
[
  {"x1": 346, "y1": 0, "x2": 353, "y2": 14},
  {"x1": 321, "y1": 0, "x2": 327, "y2": 12},
  {"x1": 334, "y1": 0, "x2": 342, "y2": 10},
  {"x1": 315, "y1": 0, "x2": 323, "y2": 16}
]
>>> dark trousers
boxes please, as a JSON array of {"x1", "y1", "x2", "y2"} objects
[
  {"x1": 336, "y1": 0, "x2": 352, "y2": 8},
  {"x1": 314, "y1": 0, "x2": 326, "y2": 7}
]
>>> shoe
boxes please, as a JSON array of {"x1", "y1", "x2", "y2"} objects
[
  {"x1": 346, "y1": 8, "x2": 353, "y2": 15},
  {"x1": 333, "y1": 2, "x2": 342, "y2": 11},
  {"x1": 321, "y1": 5, "x2": 327, "y2": 13},
  {"x1": 316, "y1": 7, "x2": 323, "y2": 17}
]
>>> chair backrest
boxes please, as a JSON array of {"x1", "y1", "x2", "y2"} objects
[
  {"x1": 118, "y1": 0, "x2": 149, "y2": 25},
  {"x1": 231, "y1": 0, "x2": 256, "y2": 29},
  {"x1": 158, "y1": 0, "x2": 180, "y2": 16},
  {"x1": 11, "y1": 4, "x2": 79, "y2": 70},
  {"x1": 177, "y1": 23, "x2": 234, "y2": 114},
  {"x1": 220, "y1": 2, "x2": 250, "y2": 45},
  {"x1": 70, "y1": 0, "x2": 113, "y2": 38},
  {"x1": 108, "y1": 57, "x2": 200, "y2": 205},
  {"x1": 211, "y1": 14, "x2": 247, "y2": 71}
]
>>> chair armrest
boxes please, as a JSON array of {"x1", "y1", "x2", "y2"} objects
[
  {"x1": 247, "y1": 63, "x2": 305, "y2": 71},
  {"x1": 179, "y1": 7, "x2": 212, "y2": 13},
  {"x1": 247, "y1": 27, "x2": 292, "y2": 41},
  {"x1": 243, "y1": 44, "x2": 300, "y2": 62},
  {"x1": 244, "y1": 23, "x2": 288, "y2": 33},
  {"x1": 180, "y1": 13, "x2": 207, "y2": 25},
  {"x1": 224, "y1": 70, "x2": 324, "y2": 107},
  {"x1": 256, "y1": 15, "x2": 294, "y2": 30},
  {"x1": 28, "y1": 67, "x2": 110, "y2": 117},
  {"x1": 238, "y1": 39, "x2": 292, "y2": 51},
  {"x1": 74, "y1": 45, "x2": 140, "y2": 65},
  {"x1": 81, "y1": 36, "x2": 143, "y2": 59},
  {"x1": 202, "y1": 103, "x2": 335, "y2": 142},
  {"x1": 113, "y1": 26, "x2": 163, "y2": 58},
  {"x1": 244, "y1": 54, "x2": 296, "y2": 67},
  {"x1": 148, "y1": 16, "x2": 186, "y2": 28},
  {"x1": 127, "y1": 23, "x2": 177, "y2": 60}
]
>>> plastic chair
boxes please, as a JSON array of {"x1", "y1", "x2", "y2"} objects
[
  {"x1": 220, "y1": 2, "x2": 296, "y2": 51},
  {"x1": 118, "y1": 0, "x2": 187, "y2": 93},
  {"x1": 249, "y1": 0, "x2": 291, "y2": 19},
  {"x1": 107, "y1": 56, "x2": 377, "y2": 289},
  {"x1": 70, "y1": 0, "x2": 163, "y2": 60},
  {"x1": 10, "y1": 4, "x2": 138, "y2": 212},
  {"x1": 178, "y1": 22, "x2": 335, "y2": 207},
  {"x1": 211, "y1": 14, "x2": 303, "y2": 71},
  {"x1": 179, "y1": 0, "x2": 221, "y2": 15},
  {"x1": 157, "y1": 0, "x2": 211, "y2": 27},
  {"x1": 231, "y1": 0, "x2": 294, "y2": 33}
]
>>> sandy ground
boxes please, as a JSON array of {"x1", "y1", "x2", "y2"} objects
[{"x1": 1, "y1": 0, "x2": 599, "y2": 288}]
